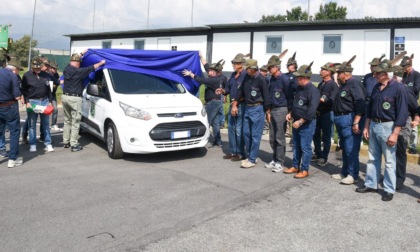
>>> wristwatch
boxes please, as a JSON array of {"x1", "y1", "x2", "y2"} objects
[{"x1": 353, "y1": 121, "x2": 359, "y2": 125}]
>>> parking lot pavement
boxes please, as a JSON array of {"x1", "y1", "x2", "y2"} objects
[{"x1": 0, "y1": 110, "x2": 419, "y2": 251}]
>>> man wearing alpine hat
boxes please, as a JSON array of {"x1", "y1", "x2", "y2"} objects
[
  {"x1": 231, "y1": 59, "x2": 270, "y2": 169},
  {"x1": 331, "y1": 56, "x2": 366, "y2": 185},
  {"x1": 283, "y1": 62, "x2": 320, "y2": 179},
  {"x1": 264, "y1": 50, "x2": 290, "y2": 173},
  {"x1": 356, "y1": 55, "x2": 408, "y2": 202}
]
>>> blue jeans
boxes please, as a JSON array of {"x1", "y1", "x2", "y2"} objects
[
  {"x1": 218, "y1": 104, "x2": 225, "y2": 126},
  {"x1": 206, "y1": 100, "x2": 223, "y2": 145},
  {"x1": 0, "y1": 122, "x2": 5, "y2": 150},
  {"x1": 28, "y1": 99, "x2": 51, "y2": 146},
  {"x1": 243, "y1": 105, "x2": 265, "y2": 163},
  {"x1": 228, "y1": 103, "x2": 245, "y2": 157},
  {"x1": 365, "y1": 121, "x2": 397, "y2": 193},
  {"x1": 23, "y1": 116, "x2": 45, "y2": 140},
  {"x1": 334, "y1": 113, "x2": 364, "y2": 180},
  {"x1": 313, "y1": 111, "x2": 333, "y2": 160},
  {"x1": 409, "y1": 126, "x2": 418, "y2": 151},
  {"x1": 292, "y1": 120, "x2": 316, "y2": 171},
  {"x1": 269, "y1": 107, "x2": 288, "y2": 164},
  {"x1": 0, "y1": 101, "x2": 20, "y2": 160}
]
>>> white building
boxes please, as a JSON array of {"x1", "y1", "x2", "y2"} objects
[{"x1": 67, "y1": 17, "x2": 420, "y2": 80}]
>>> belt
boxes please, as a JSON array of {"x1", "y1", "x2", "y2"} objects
[
  {"x1": 334, "y1": 112, "x2": 350, "y2": 116},
  {"x1": 372, "y1": 118, "x2": 392, "y2": 123},
  {"x1": 0, "y1": 100, "x2": 16, "y2": 107},
  {"x1": 63, "y1": 93, "x2": 82, "y2": 97},
  {"x1": 247, "y1": 102, "x2": 262, "y2": 107}
]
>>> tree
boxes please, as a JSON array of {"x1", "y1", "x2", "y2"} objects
[
  {"x1": 259, "y1": 7, "x2": 308, "y2": 23},
  {"x1": 314, "y1": 2, "x2": 347, "y2": 20},
  {"x1": 259, "y1": 14, "x2": 287, "y2": 23},
  {"x1": 286, "y1": 6, "x2": 309, "y2": 21},
  {"x1": 7, "y1": 35, "x2": 38, "y2": 67}
]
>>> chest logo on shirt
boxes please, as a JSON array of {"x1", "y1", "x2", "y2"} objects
[
  {"x1": 251, "y1": 90, "x2": 257, "y2": 97},
  {"x1": 275, "y1": 92, "x2": 280, "y2": 98},
  {"x1": 382, "y1": 102, "x2": 391, "y2": 110},
  {"x1": 321, "y1": 95, "x2": 327, "y2": 100},
  {"x1": 340, "y1": 91, "x2": 346, "y2": 97},
  {"x1": 408, "y1": 82, "x2": 414, "y2": 87},
  {"x1": 298, "y1": 100, "x2": 304, "y2": 106}
]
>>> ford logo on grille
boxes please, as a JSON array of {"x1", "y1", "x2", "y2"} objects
[{"x1": 174, "y1": 113, "x2": 184, "y2": 118}]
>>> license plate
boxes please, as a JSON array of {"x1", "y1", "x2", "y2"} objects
[{"x1": 171, "y1": 131, "x2": 190, "y2": 139}]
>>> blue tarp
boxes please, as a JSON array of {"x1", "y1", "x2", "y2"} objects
[{"x1": 81, "y1": 49, "x2": 203, "y2": 94}]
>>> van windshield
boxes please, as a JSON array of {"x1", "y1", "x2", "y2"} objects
[{"x1": 108, "y1": 69, "x2": 186, "y2": 94}]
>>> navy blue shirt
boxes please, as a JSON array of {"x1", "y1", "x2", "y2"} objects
[
  {"x1": 366, "y1": 80, "x2": 408, "y2": 127},
  {"x1": 362, "y1": 72, "x2": 377, "y2": 101},
  {"x1": 402, "y1": 69, "x2": 420, "y2": 99},
  {"x1": 405, "y1": 86, "x2": 419, "y2": 119},
  {"x1": 333, "y1": 78, "x2": 365, "y2": 116},
  {"x1": 269, "y1": 73, "x2": 289, "y2": 108},
  {"x1": 236, "y1": 72, "x2": 270, "y2": 111},
  {"x1": 285, "y1": 71, "x2": 298, "y2": 111},
  {"x1": 225, "y1": 69, "x2": 247, "y2": 103},
  {"x1": 317, "y1": 79, "x2": 339, "y2": 113},
  {"x1": 291, "y1": 82, "x2": 320, "y2": 122},
  {"x1": 22, "y1": 71, "x2": 53, "y2": 103},
  {"x1": 194, "y1": 74, "x2": 225, "y2": 102},
  {"x1": 0, "y1": 68, "x2": 21, "y2": 102},
  {"x1": 63, "y1": 64, "x2": 95, "y2": 96}
]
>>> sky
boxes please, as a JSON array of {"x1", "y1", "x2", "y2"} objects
[{"x1": 1, "y1": 0, "x2": 420, "y2": 50}]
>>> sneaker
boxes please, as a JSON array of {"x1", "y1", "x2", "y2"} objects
[
  {"x1": 340, "y1": 175, "x2": 355, "y2": 185},
  {"x1": 231, "y1": 155, "x2": 245, "y2": 162},
  {"x1": 207, "y1": 143, "x2": 222, "y2": 148},
  {"x1": 29, "y1": 145, "x2": 37, "y2": 152},
  {"x1": 51, "y1": 125, "x2": 62, "y2": 131},
  {"x1": 317, "y1": 159, "x2": 328, "y2": 166},
  {"x1": 241, "y1": 159, "x2": 256, "y2": 169},
  {"x1": 71, "y1": 145, "x2": 83, "y2": 152},
  {"x1": 7, "y1": 157, "x2": 23, "y2": 168},
  {"x1": 272, "y1": 163, "x2": 283, "y2": 173},
  {"x1": 331, "y1": 173, "x2": 345, "y2": 180},
  {"x1": 311, "y1": 154, "x2": 321, "y2": 161},
  {"x1": 44, "y1": 145, "x2": 54, "y2": 152},
  {"x1": 39, "y1": 138, "x2": 45, "y2": 143},
  {"x1": 264, "y1": 160, "x2": 276, "y2": 169},
  {"x1": 0, "y1": 149, "x2": 8, "y2": 158}
]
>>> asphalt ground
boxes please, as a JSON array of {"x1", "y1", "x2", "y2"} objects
[{"x1": 0, "y1": 108, "x2": 419, "y2": 252}]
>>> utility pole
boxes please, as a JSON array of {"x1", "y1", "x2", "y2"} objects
[
  {"x1": 307, "y1": 0, "x2": 310, "y2": 21},
  {"x1": 191, "y1": 0, "x2": 194, "y2": 27},
  {"x1": 28, "y1": 0, "x2": 36, "y2": 68},
  {"x1": 93, "y1": 0, "x2": 96, "y2": 31},
  {"x1": 147, "y1": 0, "x2": 150, "y2": 28}
]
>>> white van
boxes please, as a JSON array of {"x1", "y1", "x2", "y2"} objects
[{"x1": 80, "y1": 68, "x2": 209, "y2": 159}]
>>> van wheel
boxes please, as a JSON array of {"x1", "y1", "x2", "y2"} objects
[{"x1": 106, "y1": 122, "x2": 124, "y2": 159}]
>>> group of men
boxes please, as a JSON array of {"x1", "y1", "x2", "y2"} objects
[
  {"x1": 187, "y1": 50, "x2": 420, "y2": 202},
  {"x1": 0, "y1": 50, "x2": 105, "y2": 168}
]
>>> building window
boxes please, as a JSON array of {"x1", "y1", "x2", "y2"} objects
[
  {"x1": 134, "y1": 40, "x2": 145, "y2": 50},
  {"x1": 266, "y1": 37, "x2": 282, "y2": 54},
  {"x1": 102, "y1": 41, "x2": 112, "y2": 49},
  {"x1": 323, "y1": 35, "x2": 341, "y2": 54}
]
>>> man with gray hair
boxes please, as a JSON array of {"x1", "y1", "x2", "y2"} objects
[{"x1": 0, "y1": 57, "x2": 23, "y2": 167}]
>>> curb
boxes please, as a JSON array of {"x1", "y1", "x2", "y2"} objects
[{"x1": 220, "y1": 128, "x2": 420, "y2": 165}]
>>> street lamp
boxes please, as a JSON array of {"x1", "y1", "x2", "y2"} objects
[{"x1": 28, "y1": 0, "x2": 37, "y2": 68}]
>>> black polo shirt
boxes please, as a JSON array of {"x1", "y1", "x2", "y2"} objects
[
  {"x1": 269, "y1": 73, "x2": 289, "y2": 108},
  {"x1": 0, "y1": 68, "x2": 21, "y2": 102},
  {"x1": 291, "y1": 82, "x2": 320, "y2": 122},
  {"x1": 194, "y1": 74, "x2": 225, "y2": 103},
  {"x1": 333, "y1": 78, "x2": 365, "y2": 116},
  {"x1": 63, "y1": 64, "x2": 95, "y2": 96},
  {"x1": 225, "y1": 69, "x2": 247, "y2": 103},
  {"x1": 402, "y1": 69, "x2": 420, "y2": 99},
  {"x1": 22, "y1": 71, "x2": 53, "y2": 103},
  {"x1": 285, "y1": 71, "x2": 298, "y2": 111},
  {"x1": 367, "y1": 80, "x2": 408, "y2": 127},
  {"x1": 236, "y1": 72, "x2": 270, "y2": 111},
  {"x1": 317, "y1": 79, "x2": 339, "y2": 114}
]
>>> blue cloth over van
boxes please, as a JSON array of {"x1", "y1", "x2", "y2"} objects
[{"x1": 81, "y1": 49, "x2": 203, "y2": 94}]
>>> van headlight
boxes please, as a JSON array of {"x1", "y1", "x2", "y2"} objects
[
  {"x1": 119, "y1": 102, "x2": 151, "y2": 120},
  {"x1": 201, "y1": 105, "x2": 207, "y2": 117}
]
